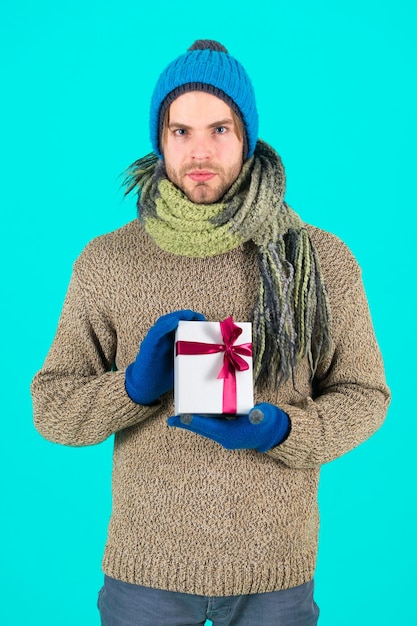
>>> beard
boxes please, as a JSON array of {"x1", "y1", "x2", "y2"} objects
[{"x1": 165, "y1": 160, "x2": 242, "y2": 204}]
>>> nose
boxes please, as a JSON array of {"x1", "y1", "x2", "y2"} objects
[{"x1": 189, "y1": 133, "x2": 212, "y2": 160}]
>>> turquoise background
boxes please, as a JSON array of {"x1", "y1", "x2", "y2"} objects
[{"x1": 1, "y1": 1, "x2": 416, "y2": 624}]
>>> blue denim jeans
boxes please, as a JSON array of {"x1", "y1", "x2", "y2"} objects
[{"x1": 98, "y1": 575, "x2": 319, "y2": 626}]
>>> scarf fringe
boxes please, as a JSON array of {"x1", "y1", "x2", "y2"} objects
[
  {"x1": 253, "y1": 230, "x2": 332, "y2": 387},
  {"x1": 123, "y1": 152, "x2": 158, "y2": 197}
]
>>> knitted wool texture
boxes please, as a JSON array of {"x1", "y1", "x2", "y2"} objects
[
  {"x1": 31, "y1": 219, "x2": 391, "y2": 596},
  {"x1": 124, "y1": 140, "x2": 331, "y2": 385}
]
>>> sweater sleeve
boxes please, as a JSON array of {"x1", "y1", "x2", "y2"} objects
[
  {"x1": 31, "y1": 258, "x2": 158, "y2": 447},
  {"x1": 266, "y1": 251, "x2": 391, "y2": 469}
]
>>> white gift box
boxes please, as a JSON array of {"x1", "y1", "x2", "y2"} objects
[{"x1": 174, "y1": 319, "x2": 254, "y2": 416}]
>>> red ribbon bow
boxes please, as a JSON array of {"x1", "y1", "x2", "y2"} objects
[{"x1": 175, "y1": 316, "x2": 252, "y2": 414}]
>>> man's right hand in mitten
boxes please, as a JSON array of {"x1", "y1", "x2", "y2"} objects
[{"x1": 125, "y1": 309, "x2": 206, "y2": 405}]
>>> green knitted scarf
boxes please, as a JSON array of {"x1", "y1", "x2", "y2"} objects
[{"x1": 124, "y1": 140, "x2": 331, "y2": 387}]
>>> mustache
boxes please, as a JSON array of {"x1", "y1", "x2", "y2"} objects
[{"x1": 180, "y1": 163, "x2": 225, "y2": 176}]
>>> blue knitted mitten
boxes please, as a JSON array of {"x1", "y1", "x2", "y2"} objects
[
  {"x1": 125, "y1": 309, "x2": 206, "y2": 405},
  {"x1": 168, "y1": 403, "x2": 290, "y2": 452}
]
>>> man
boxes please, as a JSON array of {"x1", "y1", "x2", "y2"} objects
[{"x1": 31, "y1": 40, "x2": 390, "y2": 625}]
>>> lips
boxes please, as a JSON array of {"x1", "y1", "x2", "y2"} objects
[{"x1": 187, "y1": 170, "x2": 217, "y2": 182}]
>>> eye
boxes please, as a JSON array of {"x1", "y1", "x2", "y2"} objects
[
  {"x1": 215, "y1": 126, "x2": 227, "y2": 134},
  {"x1": 173, "y1": 128, "x2": 187, "y2": 136}
]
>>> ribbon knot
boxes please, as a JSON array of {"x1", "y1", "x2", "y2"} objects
[{"x1": 176, "y1": 316, "x2": 252, "y2": 414}]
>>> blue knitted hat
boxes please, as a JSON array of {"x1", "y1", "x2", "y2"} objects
[{"x1": 150, "y1": 40, "x2": 258, "y2": 159}]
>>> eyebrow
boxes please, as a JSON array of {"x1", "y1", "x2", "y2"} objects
[{"x1": 168, "y1": 118, "x2": 235, "y2": 130}]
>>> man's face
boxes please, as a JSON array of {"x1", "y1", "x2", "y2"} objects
[{"x1": 162, "y1": 91, "x2": 244, "y2": 204}]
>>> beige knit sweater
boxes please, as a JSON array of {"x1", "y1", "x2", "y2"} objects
[{"x1": 31, "y1": 219, "x2": 390, "y2": 596}]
